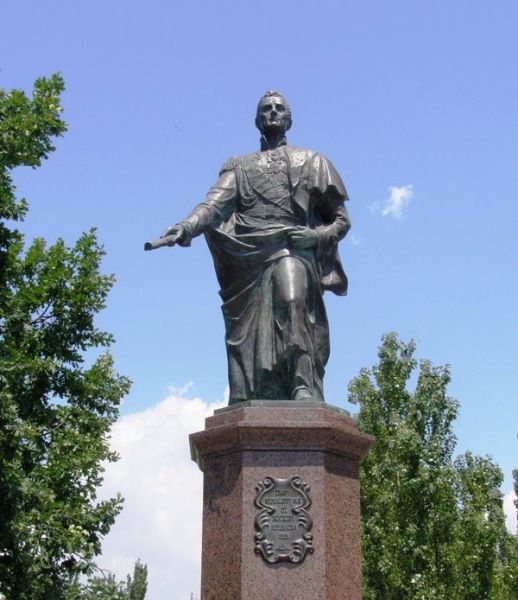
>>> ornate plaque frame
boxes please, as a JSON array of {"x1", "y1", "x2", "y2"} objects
[{"x1": 254, "y1": 475, "x2": 314, "y2": 564}]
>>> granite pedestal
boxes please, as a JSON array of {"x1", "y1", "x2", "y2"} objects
[{"x1": 190, "y1": 401, "x2": 374, "y2": 600}]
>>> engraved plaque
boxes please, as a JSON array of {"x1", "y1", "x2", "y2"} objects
[{"x1": 254, "y1": 476, "x2": 314, "y2": 564}]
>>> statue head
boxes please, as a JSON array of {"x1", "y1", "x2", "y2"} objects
[{"x1": 255, "y1": 91, "x2": 292, "y2": 135}]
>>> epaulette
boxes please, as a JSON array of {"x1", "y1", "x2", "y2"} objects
[{"x1": 219, "y1": 156, "x2": 242, "y2": 175}]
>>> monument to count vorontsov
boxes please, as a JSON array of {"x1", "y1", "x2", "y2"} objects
[
  {"x1": 147, "y1": 90, "x2": 350, "y2": 404},
  {"x1": 146, "y1": 92, "x2": 372, "y2": 600}
]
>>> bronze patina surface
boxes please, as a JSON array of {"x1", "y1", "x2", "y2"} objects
[
  {"x1": 146, "y1": 92, "x2": 350, "y2": 404},
  {"x1": 254, "y1": 475, "x2": 314, "y2": 564}
]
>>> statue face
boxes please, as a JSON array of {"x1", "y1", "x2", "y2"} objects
[{"x1": 256, "y1": 95, "x2": 291, "y2": 134}]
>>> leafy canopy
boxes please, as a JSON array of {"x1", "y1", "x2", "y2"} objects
[
  {"x1": 67, "y1": 559, "x2": 148, "y2": 599},
  {"x1": 0, "y1": 75, "x2": 134, "y2": 598},
  {"x1": 350, "y1": 333, "x2": 518, "y2": 600}
]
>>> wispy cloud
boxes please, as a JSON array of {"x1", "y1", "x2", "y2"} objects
[
  {"x1": 371, "y1": 184, "x2": 414, "y2": 219},
  {"x1": 99, "y1": 390, "x2": 225, "y2": 599},
  {"x1": 382, "y1": 185, "x2": 414, "y2": 218}
]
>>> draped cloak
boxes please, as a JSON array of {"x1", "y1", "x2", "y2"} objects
[{"x1": 179, "y1": 145, "x2": 349, "y2": 403}]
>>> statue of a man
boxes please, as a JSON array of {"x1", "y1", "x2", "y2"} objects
[{"x1": 154, "y1": 91, "x2": 350, "y2": 404}]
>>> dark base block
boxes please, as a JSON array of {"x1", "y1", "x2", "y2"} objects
[{"x1": 190, "y1": 401, "x2": 374, "y2": 600}]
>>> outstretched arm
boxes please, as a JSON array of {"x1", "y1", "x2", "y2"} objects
[{"x1": 160, "y1": 170, "x2": 237, "y2": 247}]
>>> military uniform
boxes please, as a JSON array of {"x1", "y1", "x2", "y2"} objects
[{"x1": 179, "y1": 142, "x2": 350, "y2": 403}]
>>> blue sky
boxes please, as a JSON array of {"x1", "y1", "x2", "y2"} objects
[{"x1": 2, "y1": 0, "x2": 518, "y2": 594}]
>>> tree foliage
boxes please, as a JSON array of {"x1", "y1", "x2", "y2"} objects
[
  {"x1": 0, "y1": 76, "x2": 133, "y2": 598},
  {"x1": 0, "y1": 74, "x2": 66, "y2": 285},
  {"x1": 349, "y1": 333, "x2": 518, "y2": 600},
  {"x1": 67, "y1": 559, "x2": 148, "y2": 599}
]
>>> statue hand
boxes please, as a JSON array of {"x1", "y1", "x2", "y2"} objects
[
  {"x1": 161, "y1": 224, "x2": 186, "y2": 245},
  {"x1": 288, "y1": 226, "x2": 318, "y2": 249}
]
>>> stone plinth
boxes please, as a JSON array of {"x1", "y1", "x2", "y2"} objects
[{"x1": 190, "y1": 401, "x2": 374, "y2": 600}]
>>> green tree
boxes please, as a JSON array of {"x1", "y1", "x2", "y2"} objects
[
  {"x1": 349, "y1": 333, "x2": 518, "y2": 600},
  {"x1": 127, "y1": 559, "x2": 148, "y2": 600},
  {"x1": 453, "y1": 452, "x2": 516, "y2": 599},
  {"x1": 0, "y1": 76, "x2": 132, "y2": 598},
  {"x1": 67, "y1": 559, "x2": 148, "y2": 599}
]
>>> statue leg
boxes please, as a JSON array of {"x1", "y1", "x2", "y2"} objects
[{"x1": 272, "y1": 257, "x2": 314, "y2": 400}]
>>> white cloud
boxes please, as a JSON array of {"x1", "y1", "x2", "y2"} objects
[
  {"x1": 377, "y1": 184, "x2": 414, "y2": 219},
  {"x1": 98, "y1": 391, "x2": 225, "y2": 600},
  {"x1": 504, "y1": 489, "x2": 517, "y2": 535}
]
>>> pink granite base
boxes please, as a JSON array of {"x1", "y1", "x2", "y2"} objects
[{"x1": 190, "y1": 401, "x2": 374, "y2": 600}]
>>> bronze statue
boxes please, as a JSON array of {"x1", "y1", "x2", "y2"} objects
[{"x1": 146, "y1": 91, "x2": 350, "y2": 404}]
